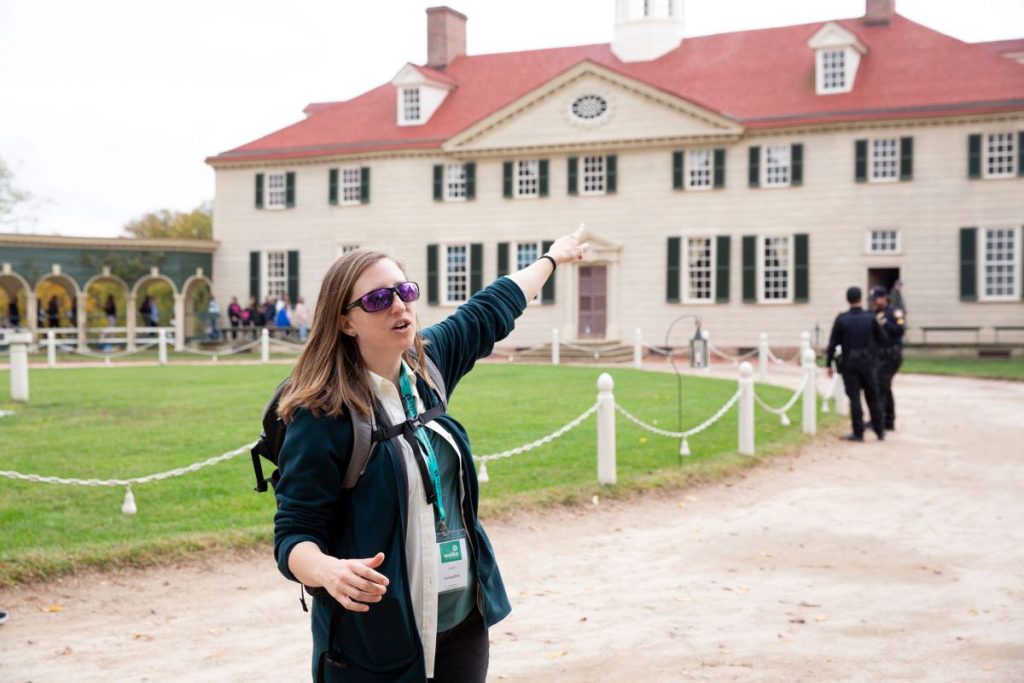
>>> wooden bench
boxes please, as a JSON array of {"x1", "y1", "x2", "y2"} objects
[
  {"x1": 920, "y1": 326, "x2": 981, "y2": 344},
  {"x1": 994, "y1": 326, "x2": 1024, "y2": 343}
]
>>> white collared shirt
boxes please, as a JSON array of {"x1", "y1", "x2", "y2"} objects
[{"x1": 368, "y1": 361, "x2": 462, "y2": 678}]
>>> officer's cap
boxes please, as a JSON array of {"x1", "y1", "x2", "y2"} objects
[{"x1": 870, "y1": 285, "x2": 888, "y2": 300}]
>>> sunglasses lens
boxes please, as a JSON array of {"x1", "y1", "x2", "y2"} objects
[
  {"x1": 362, "y1": 288, "x2": 393, "y2": 313},
  {"x1": 396, "y1": 282, "x2": 420, "y2": 303}
]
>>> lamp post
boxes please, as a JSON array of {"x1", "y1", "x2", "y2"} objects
[{"x1": 665, "y1": 314, "x2": 707, "y2": 433}]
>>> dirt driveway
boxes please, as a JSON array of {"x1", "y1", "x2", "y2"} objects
[{"x1": 1, "y1": 371, "x2": 1022, "y2": 682}]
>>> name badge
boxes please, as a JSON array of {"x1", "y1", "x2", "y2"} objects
[{"x1": 436, "y1": 532, "x2": 469, "y2": 594}]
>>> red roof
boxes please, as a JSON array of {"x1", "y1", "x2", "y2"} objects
[
  {"x1": 976, "y1": 38, "x2": 1024, "y2": 55},
  {"x1": 208, "y1": 15, "x2": 1024, "y2": 164}
]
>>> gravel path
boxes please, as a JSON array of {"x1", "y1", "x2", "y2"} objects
[{"x1": 1, "y1": 371, "x2": 1022, "y2": 682}]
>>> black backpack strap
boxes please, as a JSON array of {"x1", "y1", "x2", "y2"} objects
[{"x1": 316, "y1": 604, "x2": 348, "y2": 682}]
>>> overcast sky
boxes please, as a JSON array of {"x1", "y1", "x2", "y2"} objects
[{"x1": 1, "y1": 0, "x2": 1022, "y2": 238}]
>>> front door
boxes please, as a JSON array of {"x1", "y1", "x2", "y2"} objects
[{"x1": 578, "y1": 265, "x2": 607, "y2": 338}]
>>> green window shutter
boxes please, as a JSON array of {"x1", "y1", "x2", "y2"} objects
[
  {"x1": 502, "y1": 161, "x2": 513, "y2": 198},
  {"x1": 567, "y1": 157, "x2": 578, "y2": 195},
  {"x1": 287, "y1": 250, "x2": 300, "y2": 304},
  {"x1": 1018, "y1": 132, "x2": 1024, "y2": 176},
  {"x1": 249, "y1": 251, "x2": 260, "y2": 300},
  {"x1": 715, "y1": 235, "x2": 730, "y2": 303},
  {"x1": 666, "y1": 237, "x2": 681, "y2": 303},
  {"x1": 713, "y1": 148, "x2": 725, "y2": 188},
  {"x1": 541, "y1": 240, "x2": 555, "y2": 304},
  {"x1": 427, "y1": 244, "x2": 439, "y2": 305},
  {"x1": 672, "y1": 151, "x2": 684, "y2": 190},
  {"x1": 538, "y1": 159, "x2": 549, "y2": 197},
  {"x1": 791, "y1": 144, "x2": 803, "y2": 186},
  {"x1": 433, "y1": 165, "x2": 444, "y2": 201},
  {"x1": 328, "y1": 169, "x2": 338, "y2": 205},
  {"x1": 255, "y1": 174, "x2": 264, "y2": 209},
  {"x1": 968, "y1": 134, "x2": 982, "y2": 179},
  {"x1": 794, "y1": 234, "x2": 809, "y2": 303},
  {"x1": 285, "y1": 172, "x2": 295, "y2": 208},
  {"x1": 466, "y1": 162, "x2": 476, "y2": 199},
  {"x1": 855, "y1": 140, "x2": 868, "y2": 182},
  {"x1": 359, "y1": 167, "x2": 370, "y2": 204},
  {"x1": 497, "y1": 242, "x2": 510, "y2": 277},
  {"x1": 742, "y1": 235, "x2": 756, "y2": 302},
  {"x1": 606, "y1": 154, "x2": 617, "y2": 193},
  {"x1": 959, "y1": 227, "x2": 977, "y2": 301},
  {"x1": 748, "y1": 146, "x2": 760, "y2": 188},
  {"x1": 900, "y1": 137, "x2": 913, "y2": 181},
  {"x1": 470, "y1": 243, "x2": 484, "y2": 294}
]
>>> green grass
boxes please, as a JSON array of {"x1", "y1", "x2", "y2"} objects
[
  {"x1": 901, "y1": 356, "x2": 1024, "y2": 381},
  {"x1": 0, "y1": 363, "x2": 835, "y2": 584}
]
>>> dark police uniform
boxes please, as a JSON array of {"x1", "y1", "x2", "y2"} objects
[
  {"x1": 874, "y1": 298, "x2": 906, "y2": 430},
  {"x1": 826, "y1": 305, "x2": 888, "y2": 440}
]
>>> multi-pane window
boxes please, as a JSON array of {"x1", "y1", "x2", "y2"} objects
[
  {"x1": 582, "y1": 155, "x2": 606, "y2": 194},
  {"x1": 341, "y1": 168, "x2": 361, "y2": 203},
  {"x1": 869, "y1": 230, "x2": 900, "y2": 253},
  {"x1": 764, "y1": 145, "x2": 791, "y2": 186},
  {"x1": 985, "y1": 133, "x2": 1016, "y2": 177},
  {"x1": 871, "y1": 138, "x2": 899, "y2": 181},
  {"x1": 516, "y1": 160, "x2": 540, "y2": 197},
  {"x1": 446, "y1": 164, "x2": 467, "y2": 200},
  {"x1": 445, "y1": 245, "x2": 469, "y2": 303},
  {"x1": 336, "y1": 244, "x2": 360, "y2": 258},
  {"x1": 516, "y1": 242, "x2": 540, "y2": 271},
  {"x1": 266, "y1": 173, "x2": 286, "y2": 208},
  {"x1": 982, "y1": 228, "x2": 1018, "y2": 299},
  {"x1": 687, "y1": 150, "x2": 712, "y2": 189},
  {"x1": 822, "y1": 49, "x2": 846, "y2": 91},
  {"x1": 761, "y1": 236, "x2": 791, "y2": 302},
  {"x1": 402, "y1": 88, "x2": 421, "y2": 122},
  {"x1": 685, "y1": 237, "x2": 714, "y2": 302},
  {"x1": 266, "y1": 251, "x2": 287, "y2": 300}
]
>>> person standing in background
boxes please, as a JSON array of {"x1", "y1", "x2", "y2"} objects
[
  {"x1": 292, "y1": 296, "x2": 309, "y2": 342},
  {"x1": 871, "y1": 286, "x2": 906, "y2": 432}
]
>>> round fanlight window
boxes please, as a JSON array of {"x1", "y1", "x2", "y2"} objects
[{"x1": 570, "y1": 94, "x2": 608, "y2": 121}]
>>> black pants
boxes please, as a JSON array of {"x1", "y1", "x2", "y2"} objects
[
  {"x1": 877, "y1": 356, "x2": 901, "y2": 429},
  {"x1": 430, "y1": 609, "x2": 489, "y2": 683},
  {"x1": 842, "y1": 362, "x2": 884, "y2": 438}
]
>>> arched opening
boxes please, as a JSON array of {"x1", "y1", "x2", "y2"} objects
[
  {"x1": 132, "y1": 276, "x2": 176, "y2": 329},
  {"x1": 0, "y1": 272, "x2": 31, "y2": 330},
  {"x1": 84, "y1": 273, "x2": 130, "y2": 349},
  {"x1": 182, "y1": 276, "x2": 213, "y2": 341},
  {"x1": 35, "y1": 274, "x2": 80, "y2": 329}
]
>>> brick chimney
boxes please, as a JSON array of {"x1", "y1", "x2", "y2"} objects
[
  {"x1": 426, "y1": 6, "x2": 467, "y2": 69},
  {"x1": 863, "y1": 0, "x2": 895, "y2": 25}
]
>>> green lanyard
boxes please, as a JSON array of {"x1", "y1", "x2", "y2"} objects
[{"x1": 398, "y1": 365, "x2": 447, "y2": 530}]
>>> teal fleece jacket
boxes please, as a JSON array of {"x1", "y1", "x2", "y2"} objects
[{"x1": 274, "y1": 277, "x2": 527, "y2": 682}]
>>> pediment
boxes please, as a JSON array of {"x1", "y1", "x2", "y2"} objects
[
  {"x1": 445, "y1": 61, "x2": 742, "y2": 153},
  {"x1": 807, "y1": 22, "x2": 866, "y2": 53}
]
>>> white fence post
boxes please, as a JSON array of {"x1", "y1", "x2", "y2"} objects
[
  {"x1": 261, "y1": 328, "x2": 270, "y2": 363},
  {"x1": 800, "y1": 331, "x2": 811, "y2": 357},
  {"x1": 758, "y1": 332, "x2": 768, "y2": 382},
  {"x1": 633, "y1": 328, "x2": 642, "y2": 369},
  {"x1": 802, "y1": 348, "x2": 817, "y2": 435},
  {"x1": 551, "y1": 328, "x2": 560, "y2": 366},
  {"x1": 738, "y1": 361, "x2": 755, "y2": 456},
  {"x1": 9, "y1": 332, "x2": 32, "y2": 402},
  {"x1": 46, "y1": 330, "x2": 57, "y2": 368},
  {"x1": 596, "y1": 372, "x2": 616, "y2": 485},
  {"x1": 834, "y1": 367, "x2": 849, "y2": 416},
  {"x1": 158, "y1": 328, "x2": 168, "y2": 366}
]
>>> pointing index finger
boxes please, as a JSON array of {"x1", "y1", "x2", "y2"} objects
[{"x1": 572, "y1": 223, "x2": 587, "y2": 240}]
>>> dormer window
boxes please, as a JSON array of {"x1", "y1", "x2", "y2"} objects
[
  {"x1": 402, "y1": 88, "x2": 421, "y2": 123},
  {"x1": 821, "y1": 49, "x2": 846, "y2": 91},
  {"x1": 808, "y1": 22, "x2": 866, "y2": 96}
]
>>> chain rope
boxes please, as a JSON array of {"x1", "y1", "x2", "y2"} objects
[
  {"x1": 56, "y1": 342, "x2": 158, "y2": 360},
  {"x1": 709, "y1": 345, "x2": 758, "y2": 363},
  {"x1": 767, "y1": 348, "x2": 802, "y2": 365},
  {"x1": 475, "y1": 403, "x2": 598, "y2": 463},
  {"x1": 753, "y1": 372, "x2": 809, "y2": 415},
  {"x1": 615, "y1": 389, "x2": 742, "y2": 439}
]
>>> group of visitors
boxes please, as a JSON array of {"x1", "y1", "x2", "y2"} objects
[{"x1": 215, "y1": 293, "x2": 310, "y2": 341}]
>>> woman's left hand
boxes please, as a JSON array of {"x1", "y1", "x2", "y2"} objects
[{"x1": 545, "y1": 224, "x2": 591, "y2": 266}]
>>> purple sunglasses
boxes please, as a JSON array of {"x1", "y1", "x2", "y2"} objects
[{"x1": 344, "y1": 281, "x2": 420, "y2": 313}]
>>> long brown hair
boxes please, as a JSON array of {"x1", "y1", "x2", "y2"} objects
[{"x1": 277, "y1": 249, "x2": 431, "y2": 423}]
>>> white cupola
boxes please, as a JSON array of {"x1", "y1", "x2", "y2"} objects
[{"x1": 612, "y1": 0, "x2": 684, "y2": 63}]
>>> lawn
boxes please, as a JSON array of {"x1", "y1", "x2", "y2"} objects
[
  {"x1": 0, "y1": 362, "x2": 833, "y2": 584},
  {"x1": 901, "y1": 356, "x2": 1024, "y2": 381}
]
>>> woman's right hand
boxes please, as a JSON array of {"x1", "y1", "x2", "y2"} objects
[{"x1": 314, "y1": 551, "x2": 390, "y2": 612}]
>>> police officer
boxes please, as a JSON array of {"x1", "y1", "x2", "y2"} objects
[
  {"x1": 826, "y1": 286, "x2": 888, "y2": 441},
  {"x1": 871, "y1": 285, "x2": 906, "y2": 431}
]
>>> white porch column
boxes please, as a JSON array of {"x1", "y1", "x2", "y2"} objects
[
  {"x1": 26, "y1": 293, "x2": 38, "y2": 353},
  {"x1": 173, "y1": 294, "x2": 185, "y2": 352},
  {"x1": 76, "y1": 292, "x2": 88, "y2": 352},
  {"x1": 126, "y1": 295, "x2": 137, "y2": 352}
]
